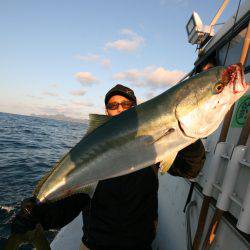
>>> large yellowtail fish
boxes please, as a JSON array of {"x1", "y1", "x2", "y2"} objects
[{"x1": 34, "y1": 64, "x2": 248, "y2": 203}]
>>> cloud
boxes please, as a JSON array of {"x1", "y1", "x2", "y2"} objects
[
  {"x1": 75, "y1": 54, "x2": 100, "y2": 62},
  {"x1": 113, "y1": 66, "x2": 185, "y2": 88},
  {"x1": 50, "y1": 83, "x2": 60, "y2": 88},
  {"x1": 145, "y1": 67, "x2": 185, "y2": 87},
  {"x1": 26, "y1": 94, "x2": 44, "y2": 100},
  {"x1": 75, "y1": 53, "x2": 112, "y2": 69},
  {"x1": 101, "y1": 58, "x2": 111, "y2": 69},
  {"x1": 71, "y1": 100, "x2": 94, "y2": 107},
  {"x1": 113, "y1": 69, "x2": 142, "y2": 82},
  {"x1": 1, "y1": 93, "x2": 102, "y2": 120},
  {"x1": 137, "y1": 98, "x2": 146, "y2": 104},
  {"x1": 120, "y1": 28, "x2": 138, "y2": 36},
  {"x1": 42, "y1": 91, "x2": 59, "y2": 97},
  {"x1": 33, "y1": 100, "x2": 100, "y2": 120},
  {"x1": 69, "y1": 89, "x2": 86, "y2": 96},
  {"x1": 104, "y1": 28, "x2": 144, "y2": 52},
  {"x1": 75, "y1": 72, "x2": 99, "y2": 85},
  {"x1": 145, "y1": 91, "x2": 156, "y2": 100}
]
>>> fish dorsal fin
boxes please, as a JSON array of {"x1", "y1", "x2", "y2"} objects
[
  {"x1": 86, "y1": 114, "x2": 110, "y2": 134},
  {"x1": 159, "y1": 152, "x2": 178, "y2": 174}
]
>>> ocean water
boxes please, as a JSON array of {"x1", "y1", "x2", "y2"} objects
[{"x1": 0, "y1": 112, "x2": 87, "y2": 248}]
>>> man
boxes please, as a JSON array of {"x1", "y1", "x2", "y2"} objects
[
  {"x1": 11, "y1": 84, "x2": 205, "y2": 250},
  {"x1": 195, "y1": 57, "x2": 217, "y2": 74}
]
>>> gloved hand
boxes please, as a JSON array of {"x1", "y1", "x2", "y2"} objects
[{"x1": 11, "y1": 197, "x2": 40, "y2": 234}]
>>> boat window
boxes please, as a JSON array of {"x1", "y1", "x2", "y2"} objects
[{"x1": 218, "y1": 27, "x2": 250, "y2": 67}]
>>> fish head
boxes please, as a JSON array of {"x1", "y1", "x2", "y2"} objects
[{"x1": 176, "y1": 64, "x2": 249, "y2": 139}]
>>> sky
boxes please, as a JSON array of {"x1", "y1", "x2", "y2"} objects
[{"x1": 0, "y1": 0, "x2": 241, "y2": 119}]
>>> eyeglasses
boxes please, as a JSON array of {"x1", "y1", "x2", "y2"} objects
[{"x1": 106, "y1": 100, "x2": 134, "y2": 110}]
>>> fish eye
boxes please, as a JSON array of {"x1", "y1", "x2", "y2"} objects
[{"x1": 214, "y1": 82, "x2": 224, "y2": 94}]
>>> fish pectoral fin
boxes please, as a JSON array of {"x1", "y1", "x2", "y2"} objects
[
  {"x1": 159, "y1": 152, "x2": 178, "y2": 174},
  {"x1": 86, "y1": 114, "x2": 110, "y2": 134},
  {"x1": 149, "y1": 128, "x2": 175, "y2": 145}
]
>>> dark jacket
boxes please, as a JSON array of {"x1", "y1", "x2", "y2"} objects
[
  {"x1": 36, "y1": 139, "x2": 205, "y2": 249},
  {"x1": 82, "y1": 166, "x2": 159, "y2": 249}
]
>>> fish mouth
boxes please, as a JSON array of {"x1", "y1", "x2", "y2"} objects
[{"x1": 222, "y1": 63, "x2": 248, "y2": 94}]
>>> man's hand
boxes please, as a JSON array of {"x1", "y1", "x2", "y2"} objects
[
  {"x1": 11, "y1": 197, "x2": 40, "y2": 234},
  {"x1": 168, "y1": 139, "x2": 205, "y2": 179}
]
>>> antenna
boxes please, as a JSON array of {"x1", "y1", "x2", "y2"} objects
[{"x1": 186, "y1": 0, "x2": 230, "y2": 48}]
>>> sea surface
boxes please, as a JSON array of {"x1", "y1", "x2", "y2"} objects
[{"x1": 0, "y1": 112, "x2": 87, "y2": 249}]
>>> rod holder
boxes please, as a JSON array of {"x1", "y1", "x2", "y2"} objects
[
  {"x1": 237, "y1": 146, "x2": 250, "y2": 233},
  {"x1": 216, "y1": 146, "x2": 247, "y2": 211},
  {"x1": 203, "y1": 142, "x2": 234, "y2": 197},
  {"x1": 237, "y1": 177, "x2": 250, "y2": 233}
]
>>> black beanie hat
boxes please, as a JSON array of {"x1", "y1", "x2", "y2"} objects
[{"x1": 105, "y1": 84, "x2": 137, "y2": 105}]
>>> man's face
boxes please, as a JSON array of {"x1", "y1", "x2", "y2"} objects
[{"x1": 106, "y1": 95, "x2": 134, "y2": 117}]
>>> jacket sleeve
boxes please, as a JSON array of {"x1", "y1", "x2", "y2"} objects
[
  {"x1": 167, "y1": 139, "x2": 206, "y2": 179},
  {"x1": 37, "y1": 193, "x2": 90, "y2": 230}
]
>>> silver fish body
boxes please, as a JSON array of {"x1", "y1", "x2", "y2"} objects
[{"x1": 35, "y1": 64, "x2": 248, "y2": 203}]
